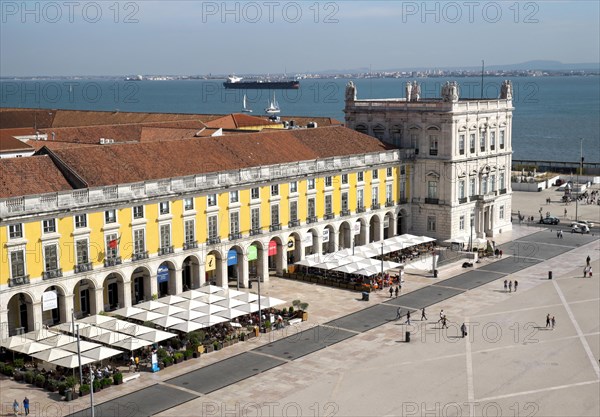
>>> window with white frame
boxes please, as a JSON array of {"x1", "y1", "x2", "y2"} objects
[
  {"x1": 459, "y1": 134, "x2": 465, "y2": 155},
  {"x1": 499, "y1": 172, "x2": 505, "y2": 190},
  {"x1": 490, "y1": 131, "x2": 496, "y2": 150},
  {"x1": 251, "y1": 187, "x2": 260, "y2": 199},
  {"x1": 480, "y1": 131, "x2": 486, "y2": 151},
  {"x1": 270, "y1": 204, "x2": 279, "y2": 225},
  {"x1": 357, "y1": 189, "x2": 364, "y2": 208},
  {"x1": 289, "y1": 201, "x2": 298, "y2": 221},
  {"x1": 325, "y1": 195, "x2": 332, "y2": 214},
  {"x1": 386, "y1": 184, "x2": 393, "y2": 202},
  {"x1": 325, "y1": 176, "x2": 332, "y2": 187},
  {"x1": 499, "y1": 130, "x2": 505, "y2": 149},
  {"x1": 76, "y1": 239, "x2": 89, "y2": 265},
  {"x1": 160, "y1": 224, "x2": 171, "y2": 249},
  {"x1": 251, "y1": 207, "x2": 260, "y2": 230},
  {"x1": 133, "y1": 205, "x2": 144, "y2": 219},
  {"x1": 307, "y1": 198, "x2": 316, "y2": 218},
  {"x1": 400, "y1": 181, "x2": 406, "y2": 200},
  {"x1": 230, "y1": 190, "x2": 239, "y2": 204},
  {"x1": 8, "y1": 223, "x2": 23, "y2": 239},
  {"x1": 371, "y1": 186, "x2": 379, "y2": 206},
  {"x1": 133, "y1": 229, "x2": 145, "y2": 254},
  {"x1": 429, "y1": 134, "x2": 439, "y2": 155},
  {"x1": 357, "y1": 171, "x2": 364, "y2": 182},
  {"x1": 386, "y1": 167, "x2": 392, "y2": 177},
  {"x1": 43, "y1": 219, "x2": 56, "y2": 234},
  {"x1": 307, "y1": 178, "x2": 316, "y2": 190},
  {"x1": 10, "y1": 250, "x2": 25, "y2": 278},
  {"x1": 459, "y1": 180, "x2": 465, "y2": 199},
  {"x1": 372, "y1": 169, "x2": 379, "y2": 180},
  {"x1": 427, "y1": 181, "x2": 438, "y2": 199},
  {"x1": 469, "y1": 133, "x2": 476, "y2": 153},
  {"x1": 207, "y1": 194, "x2": 217, "y2": 207},
  {"x1": 105, "y1": 209, "x2": 117, "y2": 224},
  {"x1": 427, "y1": 216, "x2": 436, "y2": 232},
  {"x1": 469, "y1": 177, "x2": 476, "y2": 196},
  {"x1": 184, "y1": 198, "x2": 194, "y2": 211},
  {"x1": 289, "y1": 181, "x2": 298, "y2": 193},
  {"x1": 271, "y1": 184, "x2": 279, "y2": 196},
  {"x1": 208, "y1": 216, "x2": 218, "y2": 240},
  {"x1": 499, "y1": 205, "x2": 505, "y2": 219},
  {"x1": 341, "y1": 192, "x2": 349, "y2": 211},
  {"x1": 184, "y1": 220, "x2": 195, "y2": 244},
  {"x1": 78, "y1": 218, "x2": 94, "y2": 242},
  {"x1": 490, "y1": 174, "x2": 496, "y2": 192},
  {"x1": 230, "y1": 212, "x2": 240, "y2": 235},
  {"x1": 459, "y1": 215, "x2": 465, "y2": 230},
  {"x1": 341, "y1": 174, "x2": 348, "y2": 184},
  {"x1": 482, "y1": 176, "x2": 488, "y2": 194},
  {"x1": 105, "y1": 233, "x2": 118, "y2": 258},
  {"x1": 44, "y1": 244, "x2": 58, "y2": 272},
  {"x1": 159, "y1": 201, "x2": 170, "y2": 215}
]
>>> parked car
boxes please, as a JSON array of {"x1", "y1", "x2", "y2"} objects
[
  {"x1": 540, "y1": 216, "x2": 560, "y2": 225},
  {"x1": 571, "y1": 224, "x2": 590, "y2": 234}
]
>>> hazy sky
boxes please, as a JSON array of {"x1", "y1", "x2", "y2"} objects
[{"x1": 1, "y1": 1, "x2": 599, "y2": 76}]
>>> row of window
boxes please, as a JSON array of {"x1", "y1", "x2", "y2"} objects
[
  {"x1": 457, "y1": 131, "x2": 506, "y2": 156},
  {"x1": 457, "y1": 206, "x2": 505, "y2": 231},
  {"x1": 456, "y1": 173, "x2": 506, "y2": 200}
]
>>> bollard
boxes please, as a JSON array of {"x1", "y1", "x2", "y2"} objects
[
  {"x1": 433, "y1": 269, "x2": 438, "y2": 278},
  {"x1": 405, "y1": 331, "x2": 411, "y2": 343},
  {"x1": 548, "y1": 271, "x2": 553, "y2": 280}
]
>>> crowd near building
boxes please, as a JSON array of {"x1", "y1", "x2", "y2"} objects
[{"x1": 0, "y1": 80, "x2": 513, "y2": 338}]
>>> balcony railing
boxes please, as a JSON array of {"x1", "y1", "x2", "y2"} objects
[
  {"x1": 132, "y1": 251, "x2": 149, "y2": 261},
  {"x1": 75, "y1": 262, "x2": 93, "y2": 274},
  {"x1": 269, "y1": 224, "x2": 282, "y2": 232},
  {"x1": 356, "y1": 206, "x2": 366, "y2": 213},
  {"x1": 324, "y1": 213, "x2": 335, "y2": 220},
  {"x1": 399, "y1": 198, "x2": 408, "y2": 204},
  {"x1": 371, "y1": 203, "x2": 380, "y2": 210},
  {"x1": 207, "y1": 237, "x2": 221, "y2": 245},
  {"x1": 458, "y1": 197, "x2": 468, "y2": 204},
  {"x1": 385, "y1": 200, "x2": 395, "y2": 207},
  {"x1": 499, "y1": 188, "x2": 507, "y2": 195},
  {"x1": 288, "y1": 219, "x2": 300, "y2": 228},
  {"x1": 159, "y1": 246, "x2": 174, "y2": 256},
  {"x1": 306, "y1": 216, "x2": 318, "y2": 224},
  {"x1": 250, "y1": 228, "x2": 263, "y2": 236},
  {"x1": 9, "y1": 275, "x2": 30, "y2": 287},
  {"x1": 429, "y1": 149, "x2": 438, "y2": 156},
  {"x1": 43, "y1": 268, "x2": 63, "y2": 280},
  {"x1": 424, "y1": 198, "x2": 439, "y2": 205},
  {"x1": 183, "y1": 241, "x2": 198, "y2": 250},
  {"x1": 228, "y1": 232, "x2": 242, "y2": 241},
  {"x1": 340, "y1": 209, "x2": 350, "y2": 216},
  {"x1": 104, "y1": 256, "x2": 122, "y2": 267}
]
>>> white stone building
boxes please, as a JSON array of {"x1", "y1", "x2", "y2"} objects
[{"x1": 344, "y1": 80, "x2": 514, "y2": 243}]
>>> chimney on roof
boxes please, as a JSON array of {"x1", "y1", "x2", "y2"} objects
[{"x1": 51, "y1": 132, "x2": 55, "y2": 141}]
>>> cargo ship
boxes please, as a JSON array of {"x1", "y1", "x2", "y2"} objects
[{"x1": 223, "y1": 75, "x2": 300, "y2": 89}]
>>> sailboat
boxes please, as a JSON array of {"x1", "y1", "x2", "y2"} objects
[
  {"x1": 265, "y1": 92, "x2": 280, "y2": 114},
  {"x1": 241, "y1": 94, "x2": 253, "y2": 113}
]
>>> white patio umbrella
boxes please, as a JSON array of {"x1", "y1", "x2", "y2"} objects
[
  {"x1": 23, "y1": 328, "x2": 60, "y2": 341},
  {"x1": 79, "y1": 326, "x2": 110, "y2": 339},
  {"x1": 136, "y1": 300, "x2": 168, "y2": 311},
  {"x1": 52, "y1": 322, "x2": 90, "y2": 333},
  {"x1": 173, "y1": 310, "x2": 207, "y2": 321},
  {"x1": 179, "y1": 289, "x2": 206, "y2": 300},
  {"x1": 214, "y1": 308, "x2": 246, "y2": 320},
  {"x1": 215, "y1": 298, "x2": 246, "y2": 309},
  {"x1": 154, "y1": 305, "x2": 186, "y2": 316},
  {"x1": 382, "y1": 260, "x2": 403, "y2": 270},
  {"x1": 112, "y1": 337, "x2": 153, "y2": 351},
  {"x1": 194, "y1": 304, "x2": 226, "y2": 315},
  {"x1": 223, "y1": 288, "x2": 245, "y2": 298},
  {"x1": 109, "y1": 306, "x2": 146, "y2": 318},
  {"x1": 13, "y1": 342, "x2": 52, "y2": 355},
  {"x1": 32, "y1": 347, "x2": 72, "y2": 362},
  {"x1": 196, "y1": 293, "x2": 226, "y2": 304},
  {"x1": 170, "y1": 321, "x2": 206, "y2": 333},
  {"x1": 235, "y1": 303, "x2": 260, "y2": 314},
  {"x1": 234, "y1": 292, "x2": 259, "y2": 303},
  {"x1": 0, "y1": 335, "x2": 28, "y2": 349},
  {"x1": 157, "y1": 295, "x2": 186, "y2": 305},
  {"x1": 115, "y1": 323, "x2": 154, "y2": 337},
  {"x1": 83, "y1": 346, "x2": 123, "y2": 361},
  {"x1": 173, "y1": 299, "x2": 208, "y2": 310},
  {"x1": 137, "y1": 329, "x2": 175, "y2": 344},
  {"x1": 97, "y1": 319, "x2": 137, "y2": 333},
  {"x1": 79, "y1": 315, "x2": 117, "y2": 326},
  {"x1": 51, "y1": 354, "x2": 95, "y2": 368},
  {"x1": 38, "y1": 334, "x2": 77, "y2": 348},
  {"x1": 193, "y1": 315, "x2": 228, "y2": 327},
  {"x1": 61, "y1": 340, "x2": 101, "y2": 352},
  {"x1": 354, "y1": 265, "x2": 381, "y2": 276},
  {"x1": 198, "y1": 284, "x2": 224, "y2": 294},
  {"x1": 129, "y1": 310, "x2": 165, "y2": 322},
  {"x1": 151, "y1": 316, "x2": 185, "y2": 328},
  {"x1": 90, "y1": 331, "x2": 129, "y2": 345},
  {"x1": 257, "y1": 296, "x2": 285, "y2": 308}
]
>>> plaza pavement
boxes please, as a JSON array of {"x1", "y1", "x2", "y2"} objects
[{"x1": 1, "y1": 188, "x2": 598, "y2": 417}]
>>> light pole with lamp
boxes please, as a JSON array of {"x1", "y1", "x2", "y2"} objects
[
  {"x1": 89, "y1": 365, "x2": 95, "y2": 417},
  {"x1": 469, "y1": 211, "x2": 475, "y2": 252},
  {"x1": 575, "y1": 138, "x2": 584, "y2": 222}
]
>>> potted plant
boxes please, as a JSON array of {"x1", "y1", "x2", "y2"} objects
[
  {"x1": 93, "y1": 378, "x2": 102, "y2": 392},
  {"x1": 65, "y1": 376, "x2": 76, "y2": 390},
  {"x1": 300, "y1": 303, "x2": 309, "y2": 321},
  {"x1": 25, "y1": 371, "x2": 35, "y2": 384},
  {"x1": 113, "y1": 372, "x2": 123, "y2": 385},
  {"x1": 35, "y1": 374, "x2": 46, "y2": 388},
  {"x1": 14, "y1": 358, "x2": 24, "y2": 370},
  {"x1": 263, "y1": 320, "x2": 272, "y2": 333},
  {"x1": 184, "y1": 349, "x2": 193, "y2": 360},
  {"x1": 79, "y1": 384, "x2": 90, "y2": 396},
  {"x1": 162, "y1": 356, "x2": 173, "y2": 367},
  {"x1": 13, "y1": 370, "x2": 24, "y2": 382},
  {"x1": 173, "y1": 352, "x2": 184, "y2": 364},
  {"x1": 46, "y1": 379, "x2": 58, "y2": 392},
  {"x1": 213, "y1": 340, "x2": 220, "y2": 351},
  {"x1": 3, "y1": 365, "x2": 14, "y2": 377},
  {"x1": 102, "y1": 377, "x2": 113, "y2": 388}
]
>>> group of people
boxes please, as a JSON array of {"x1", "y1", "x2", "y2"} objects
[
  {"x1": 584, "y1": 255, "x2": 593, "y2": 277},
  {"x1": 12, "y1": 397, "x2": 29, "y2": 416},
  {"x1": 545, "y1": 313, "x2": 556, "y2": 329},
  {"x1": 503, "y1": 279, "x2": 518, "y2": 292}
]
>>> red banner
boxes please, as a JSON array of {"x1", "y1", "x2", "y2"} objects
[{"x1": 268, "y1": 240, "x2": 278, "y2": 256}]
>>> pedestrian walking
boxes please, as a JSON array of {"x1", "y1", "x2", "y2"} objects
[
  {"x1": 508, "y1": 281, "x2": 513, "y2": 293},
  {"x1": 23, "y1": 397, "x2": 29, "y2": 416},
  {"x1": 504, "y1": 279, "x2": 508, "y2": 292},
  {"x1": 584, "y1": 266, "x2": 589, "y2": 278},
  {"x1": 437, "y1": 309, "x2": 445, "y2": 323},
  {"x1": 460, "y1": 323, "x2": 467, "y2": 338},
  {"x1": 514, "y1": 280, "x2": 518, "y2": 292},
  {"x1": 586, "y1": 255, "x2": 591, "y2": 266},
  {"x1": 395, "y1": 286, "x2": 399, "y2": 297},
  {"x1": 441, "y1": 316, "x2": 448, "y2": 329},
  {"x1": 13, "y1": 399, "x2": 19, "y2": 416},
  {"x1": 421, "y1": 308, "x2": 427, "y2": 321},
  {"x1": 564, "y1": 208, "x2": 567, "y2": 218},
  {"x1": 500, "y1": 249, "x2": 503, "y2": 257},
  {"x1": 559, "y1": 230, "x2": 563, "y2": 239},
  {"x1": 546, "y1": 313, "x2": 551, "y2": 328},
  {"x1": 396, "y1": 307, "x2": 402, "y2": 320},
  {"x1": 589, "y1": 266, "x2": 593, "y2": 277},
  {"x1": 389, "y1": 286, "x2": 394, "y2": 298},
  {"x1": 405, "y1": 311, "x2": 411, "y2": 325},
  {"x1": 551, "y1": 316, "x2": 556, "y2": 329}
]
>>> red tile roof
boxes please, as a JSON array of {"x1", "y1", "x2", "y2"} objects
[
  {"x1": 0, "y1": 155, "x2": 73, "y2": 198},
  {"x1": 0, "y1": 133, "x2": 34, "y2": 153}
]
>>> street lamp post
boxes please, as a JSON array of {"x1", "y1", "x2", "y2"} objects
[
  {"x1": 469, "y1": 211, "x2": 475, "y2": 252},
  {"x1": 575, "y1": 138, "x2": 584, "y2": 222},
  {"x1": 89, "y1": 366, "x2": 95, "y2": 417},
  {"x1": 76, "y1": 325, "x2": 83, "y2": 388},
  {"x1": 381, "y1": 241, "x2": 384, "y2": 279},
  {"x1": 256, "y1": 277, "x2": 262, "y2": 331}
]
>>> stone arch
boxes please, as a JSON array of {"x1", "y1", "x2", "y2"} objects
[
  {"x1": 397, "y1": 208, "x2": 409, "y2": 235},
  {"x1": 73, "y1": 278, "x2": 98, "y2": 317},
  {"x1": 182, "y1": 255, "x2": 201, "y2": 291},
  {"x1": 355, "y1": 217, "x2": 368, "y2": 246},
  {"x1": 322, "y1": 224, "x2": 336, "y2": 254},
  {"x1": 372, "y1": 124, "x2": 386, "y2": 140},
  {"x1": 102, "y1": 272, "x2": 125, "y2": 311},
  {"x1": 384, "y1": 211, "x2": 396, "y2": 239},
  {"x1": 7, "y1": 292, "x2": 35, "y2": 335},
  {"x1": 226, "y1": 245, "x2": 245, "y2": 289},
  {"x1": 285, "y1": 232, "x2": 302, "y2": 265},
  {"x1": 247, "y1": 241, "x2": 265, "y2": 281},
  {"x1": 369, "y1": 214, "x2": 382, "y2": 242},
  {"x1": 157, "y1": 260, "x2": 177, "y2": 297},
  {"x1": 131, "y1": 266, "x2": 152, "y2": 305},
  {"x1": 267, "y1": 236, "x2": 285, "y2": 275},
  {"x1": 355, "y1": 124, "x2": 368, "y2": 135},
  {"x1": 338, "y1": 221, "x2": 352, "y2": 250},
  {"x1": 41, "y1": 284, "x2": 68, "y2": 326},
  {"x1": 205, "y1": 249, "x2": 224, "y2": 287},
  {"x1": 305, "y1": 228, "x2": 319, "y2": 257}
]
